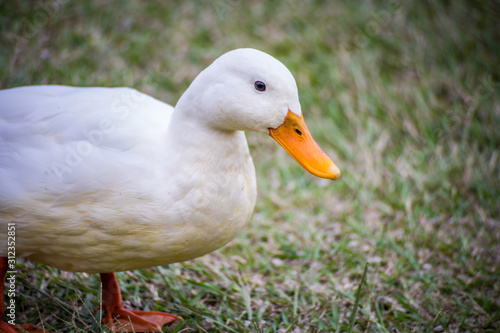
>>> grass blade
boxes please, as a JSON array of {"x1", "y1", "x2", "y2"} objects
[{"x1": 347, "y1": 263, "x2": 368, "y2": 333}]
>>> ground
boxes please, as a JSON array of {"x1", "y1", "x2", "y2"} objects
[{"x1": 1, "y1": 0, "x2": 499, "y2": 332}]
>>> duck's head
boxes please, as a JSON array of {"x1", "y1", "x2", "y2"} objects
[{"x1": 177, "y1": 48, "x2": 340, "y2": 180}]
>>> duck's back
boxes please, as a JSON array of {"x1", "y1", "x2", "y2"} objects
[{"x1": 0, "y1": 85, "x2": 173, "y2": 201}]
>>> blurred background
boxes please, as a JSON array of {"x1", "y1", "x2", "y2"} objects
[{"x1": 1, "y1": 0, "x2": 499, "y2": 332}]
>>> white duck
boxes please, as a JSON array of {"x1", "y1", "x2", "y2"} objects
[{"x1": 0, "y1": 48, "x2": 340, "y2": 332}]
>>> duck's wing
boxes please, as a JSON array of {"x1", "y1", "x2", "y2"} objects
[{"x1": 0, "y1": 85, "x2": 173, "y2": 204}]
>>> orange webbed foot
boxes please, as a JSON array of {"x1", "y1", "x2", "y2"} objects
[
  {"x1": 100, "y1": 272, "x2": 182, "y2": 332},
  {"x1": 103, "y1": 307, "x2": 182, "y2": 332},
  {"x1": 0, "y1": 322, "x2": 48, "y2": 333}
]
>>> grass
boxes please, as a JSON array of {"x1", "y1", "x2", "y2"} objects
[{"x1": 1, "y1": 0, "x2": 499, "y2": 332}]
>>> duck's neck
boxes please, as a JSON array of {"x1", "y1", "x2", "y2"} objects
[{"x1": 165, "y1": 105, "x2": 253, "y2": 178}]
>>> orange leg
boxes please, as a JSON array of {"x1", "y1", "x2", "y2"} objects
[
  {"x1": 0, "y1": 257, "x2": 46, "y2": 333},
  {"x1": 100, "y1": 272, "x2": 182, "y2": 332}
]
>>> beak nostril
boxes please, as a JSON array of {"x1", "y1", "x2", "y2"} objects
[{"x1": 295, "y1": 128, "x2": 302, "y2": 136}]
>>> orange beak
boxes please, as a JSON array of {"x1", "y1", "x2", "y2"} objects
[{"x1": 269, "y1": 111, "x2": 341, "y2": 180}]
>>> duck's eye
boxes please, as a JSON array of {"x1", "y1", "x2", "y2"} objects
[{"x1": 254, "y1": 81, "x2": 266, "y2": 92}]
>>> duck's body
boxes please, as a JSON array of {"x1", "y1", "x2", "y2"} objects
[
  {"x1": 0, "y1": 85, "x2": 256, "y2": 272},
  {"x1": 0, "y1": 48, "x2": 340, "y2": 332}
]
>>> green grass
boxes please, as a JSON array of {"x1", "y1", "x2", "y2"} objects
[{"x1": 1, "y1": 0, "x2": 499, "y2": 332}]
